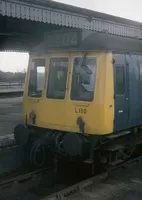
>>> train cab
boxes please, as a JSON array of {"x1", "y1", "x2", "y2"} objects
[{"x1": 14, "y1": 29, "x2": 142, "y2": 167}]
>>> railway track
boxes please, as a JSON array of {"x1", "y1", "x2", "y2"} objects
[
  {"x1": 0, "y1": 167, "x2": 56, "y2": 200},
  {"x1": 0, "y1": 147, "x2": 141, "y2": 199},
  {"x1": 0, "y1": 167, "x2": 50, "y2": 190},
  {"x1": 44, "y1": 155, "x2": 142, "y2": 200},
  {"x1": 0, "y1": 127, "x2": 141, "y2": 199}
]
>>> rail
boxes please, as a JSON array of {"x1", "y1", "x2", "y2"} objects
[
  {"x1": 0, "y1": 82, "x2": 24, "y2": 88},
  {"x1": 0, "y1": 149, "x2": 141, "y2": 199},
  {"x1": 43, "y1": 156, "x2": 142, "y2": 200},
  {"x1": 0, "y1": 167, "x2": 50, "y2": 190}
]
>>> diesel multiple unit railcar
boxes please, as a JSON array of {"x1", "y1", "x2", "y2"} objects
[{"x1": 14, "y1": 29, "x2": 142, "y2": 167}]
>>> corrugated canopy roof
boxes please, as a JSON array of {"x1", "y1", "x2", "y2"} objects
[{"x1": 0, "y1": 0, "x2": 142, "y2": 39}]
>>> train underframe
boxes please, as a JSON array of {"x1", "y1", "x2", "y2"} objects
[{"x1": 14, "y1": 124, "x2": 142, "y2": 170}]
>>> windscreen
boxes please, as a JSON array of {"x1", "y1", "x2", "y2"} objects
[
  {"x1": 47, "y1": 58, "x2": 69, "y2": 99},
  {"x1": 70, "y1": 57, "x2": 97, "y2": 101},
  {"x1": 28, "y1": 59, "x2": 45, "y2": 97}
]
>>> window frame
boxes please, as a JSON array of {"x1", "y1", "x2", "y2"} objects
[
  {"x1": 115, "y1": 64, "x2": 125, "y2": 95},
  {"x1": 28, "y1": 58, "x2": 46, "y2": 98},
  {"x1": 46, "y1": 57, "x2": 69, "y2": 100},
  {"x1": 70, "y1": 56, "x2": 97, "y2": 102}
]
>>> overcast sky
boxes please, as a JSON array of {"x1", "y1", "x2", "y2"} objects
[{"x1": 0, "y1": 0, "x2": 142, "y2": 72}]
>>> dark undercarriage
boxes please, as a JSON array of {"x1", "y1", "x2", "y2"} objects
[{"x1": 14, "y1": 124, "x2": 142, "y2": 171}]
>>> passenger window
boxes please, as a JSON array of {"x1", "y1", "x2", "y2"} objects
[
  {"x1": 28, "y1": 59, "x2": 45, "y2": 97},
  {"x1": 47, "y1": 58, "x2": 69, "y2": 99},
  {"x1": 71, "y1": 57, "x2": 97, "y2": 101},
  {"x1": 115, "y1": 65, "x2": 125, "y2": 95}
]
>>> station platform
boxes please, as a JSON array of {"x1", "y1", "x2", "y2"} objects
[
  {"x1": 0, "y1": 97, "x2": 25, "y2": 175},
  {"x1": 0, "y1": 97, "x2": 23, "y2": 136}
]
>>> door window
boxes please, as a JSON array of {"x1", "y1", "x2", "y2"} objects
[{"x1": 115, "y1": 65, "x2": 125, "y2": 95}]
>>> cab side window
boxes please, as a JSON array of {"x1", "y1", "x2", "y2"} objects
[{"x1": 28, "y1": 59, "x2": 45, "y2": 97}]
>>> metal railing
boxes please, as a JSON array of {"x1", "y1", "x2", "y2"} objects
[
  {"x1": 0, "y1": 82, "x2": 24, "y2": 88},
  {"x1": 0, "y1": 82, "x2": 24, "y2": 97}
]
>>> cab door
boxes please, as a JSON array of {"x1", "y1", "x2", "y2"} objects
[
  {"x1": 113, "y1": 54, "x2": 129, "y2": 132},
  {"x1": 23, "y1": 57, "x2": 48, "y2": 126},
  {"x1": 41, "y1": 55, "x2": 70, "y2": 128}
]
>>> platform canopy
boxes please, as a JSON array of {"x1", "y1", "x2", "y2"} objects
[{"x1": 0, "y1": 0, "x2": 142, "y2": 51}]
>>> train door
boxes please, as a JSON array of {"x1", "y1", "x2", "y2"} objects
[
  {"x1": 113, "y1": 54, "x2": 129, "y2": 132},
  {"x1": 41, "y1": 55, "x2": 70, "y2": 127},
  {"x1": 25, "y1": 58, "x2": 46, "y2": 123}
]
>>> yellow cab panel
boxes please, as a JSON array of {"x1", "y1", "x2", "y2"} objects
[{"x1": 23, "y1": 51, "x2": 114, "y2": 135}]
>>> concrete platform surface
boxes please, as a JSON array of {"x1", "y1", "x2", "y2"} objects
[{"x1": 0, "y1": 97, "x2": 23, "y2": 136}]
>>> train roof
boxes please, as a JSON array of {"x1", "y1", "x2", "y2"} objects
[{"x1": 32, "y1": 29, "x2": 142, "y2": 54}]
